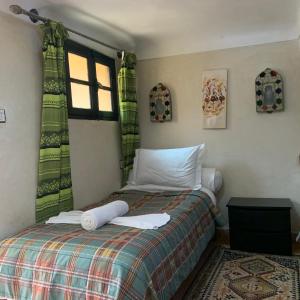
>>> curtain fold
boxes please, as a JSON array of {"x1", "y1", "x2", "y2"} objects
[
  {"x1": 36, "y1": 21, "x2": 73, "y2": 223},
  {"x1": 118, "y1": 53, "x2": 140, "y2": 186}
]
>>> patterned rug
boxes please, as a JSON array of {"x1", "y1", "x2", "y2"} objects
[{"x1": 185, "y1": 247, "x2": 300, "y2": 300}]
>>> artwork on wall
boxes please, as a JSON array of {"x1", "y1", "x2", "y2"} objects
[
  {"x1": 202, "y1": 69, "x2": 227, "y2": 129},
  {"x1": 255, "y1": 68, "x2": 284, "y2": 113},
  {"x1": 149, "y1": 83, "x2": 172, "y2": 122}
]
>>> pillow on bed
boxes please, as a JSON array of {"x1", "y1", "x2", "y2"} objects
[
  {"x1": 202, "y1": 168, "x2": 223, "y2": 193},
  {"x1": 128, "y1": 166, "x2": 223, "y2": 194},
  {"x1": 131, "y1": 145, "x2": 205, "y2": 188}
]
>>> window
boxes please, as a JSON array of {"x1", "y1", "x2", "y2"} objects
[{"x1": 65, "y1": 40, "x2": 118, "y2": 121}]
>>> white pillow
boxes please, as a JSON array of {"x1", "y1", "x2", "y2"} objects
[
  {"x1": 128, "y1": 166, "x2": 223, "y2": 193},
  {"x1": 194, "y1": 145, "x2": 206, "y2": 189},
  {"x1": 201, "y1": 168, "x2": 223, "y2": 193},
  {"x1": 132, "y1": 145, "x2": 205, "y2": 188}
]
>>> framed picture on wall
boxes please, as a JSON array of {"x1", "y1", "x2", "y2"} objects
[{"x1": 202, "y1": 69, "x2": 227, "y2": 129}]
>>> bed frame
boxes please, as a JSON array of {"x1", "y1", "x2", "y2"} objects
[{"x1": 171, "y1": 238, "x2": 216, "y2": 299}]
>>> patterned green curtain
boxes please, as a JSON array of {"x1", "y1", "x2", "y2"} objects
[
  {"x1": 118, "y1": 53, "x2": 140, "y2": 186},
  {"x1": 36, "y1": 21, "x2": 73, "y2": 223}
]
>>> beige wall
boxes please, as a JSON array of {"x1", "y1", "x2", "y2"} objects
[
  {"x1": 69, "y1": 120, "x2": 120, "y2": 210},
  {"x1": 137, "y1": 40, "x2": 300, "y2": 230},
  {"x1": 0, "y1": 12, "x2": 121, "y2": 239}
]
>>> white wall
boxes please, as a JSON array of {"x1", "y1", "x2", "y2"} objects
[
  {"x1": 137, "y1": 40, "x2": 300, "y2": 231},
  {"x1": 0, "y1": 11, "x2": 122, "y2": 239}
]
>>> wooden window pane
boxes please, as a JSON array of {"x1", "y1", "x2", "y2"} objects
[
  {"x1": 98, "y1": 89, "x2": 112, "y2": 111},
  {"x1": 68, "y1": 53, "x2": 88, "y2": 81},
  {"x1": 71, "y1": 82, "x2": 91, "y2": 109},
  {"x1": 96, "y1": 63, "x2": 111, "y2": 87}
]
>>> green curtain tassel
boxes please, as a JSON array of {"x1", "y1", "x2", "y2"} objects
[
  {"x1": 118, "y1": 52, "x2": 140, "y2": 186},
  {"x1": 36, "y1": 21, "x2": 73, "y2": 223}
]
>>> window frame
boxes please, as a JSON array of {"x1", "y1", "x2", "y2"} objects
[{"x1": 64, "y1": 40, "x2": 118, "y2": 121}]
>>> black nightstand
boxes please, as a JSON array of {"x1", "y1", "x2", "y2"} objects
[{"x1": 227, "y1": 197, "x2": 292, "y2": 255}]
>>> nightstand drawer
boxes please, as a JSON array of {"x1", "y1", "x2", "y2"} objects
[
  {"x1": 230, "y1": 229, "x2": 292, "y2": 255},
  {"x1": 228, "y1": 207, "x2": 290, "y2": 232}
]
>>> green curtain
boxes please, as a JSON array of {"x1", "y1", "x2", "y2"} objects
[
  {"x1": 36, "y1": 21, "x2": 73, "y2": 223},
  {"x1": 118, "y1": 53, "x2": 140, "y2": 186}
]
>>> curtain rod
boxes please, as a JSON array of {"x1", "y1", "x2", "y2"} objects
[{"x1": 9, "y1": 4, "x2": 124, "y2": 57}]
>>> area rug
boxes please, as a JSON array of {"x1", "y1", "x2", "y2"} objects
[{"x1": 185, "y1": 247, "x2": 300, "y2": 300}]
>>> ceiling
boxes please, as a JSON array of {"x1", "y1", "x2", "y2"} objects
[{"x1": 1, "y1": 0, "x2": 299, "y2": 59}]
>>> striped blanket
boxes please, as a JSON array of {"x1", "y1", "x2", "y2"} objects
[{"x1": 0, "y1": 190, "x2": 223, "y2": 300}]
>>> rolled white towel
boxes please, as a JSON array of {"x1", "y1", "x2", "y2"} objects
[{"x1": 81, "y1": 200, "x2": 129, "y2": 231}]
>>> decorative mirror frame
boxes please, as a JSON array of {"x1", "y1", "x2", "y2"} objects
[
  {"x1": 149, "y1": 83, "x2": 172, "y2": 122},
  {"x1": 255, "y1": 68, "x2": 284, "y2": 113}
]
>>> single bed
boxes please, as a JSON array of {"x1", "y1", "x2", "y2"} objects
[{"x1": 0, "y1": 189, "x2": 222, "y2": 299}]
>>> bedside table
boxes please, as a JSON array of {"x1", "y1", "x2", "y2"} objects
[{"x1": 227, "y1": 197, "x2": 292, "y2": 255}]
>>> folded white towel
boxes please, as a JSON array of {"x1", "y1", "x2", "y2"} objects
[
  {"x1": 46, "y1": 211, "x2": 83, "y2": 224},
  {"x1": 81, "y1": 200, "x2": 129, "y2": 231},
  {"x1": 45, "y1": 203, "x2": 169, "y2": 231},
  {"x1": 110, "y1": 213, "x2": 170, "y2": 229}
]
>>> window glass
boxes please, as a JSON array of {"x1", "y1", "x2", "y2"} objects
[
  {"x1": 98, "y1": 89, "x2": 112, "y2": 111},
  {"x1": 71, "y1": 82, "x2": 91, "y2": 109},
  {"x1": 96, "y1": 63, "x2": 111, "y2": 87},
  {"x1": 68, "y1": 53, "x2": 88, "y2": 81}
]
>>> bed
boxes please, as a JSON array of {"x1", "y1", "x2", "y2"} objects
[{"x1": 0, "y1": 189, "x2": 222, "y2": 300}]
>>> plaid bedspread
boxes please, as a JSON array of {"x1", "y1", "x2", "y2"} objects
[{"x1": 0, "y1": 190, "x2": 223, "y2": 300}]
